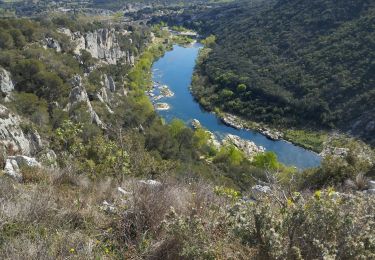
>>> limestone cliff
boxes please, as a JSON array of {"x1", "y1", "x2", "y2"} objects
[{"x1": 58, "y1": 28, "x2": 135, "y2": 65}]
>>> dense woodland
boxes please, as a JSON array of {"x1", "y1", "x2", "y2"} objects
[{"x1": 164, "y1": 0, "x2": 375, "y2": 145}]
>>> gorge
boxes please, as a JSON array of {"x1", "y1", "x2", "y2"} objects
[{"x1": 149, "y1": 43, "x2": 322, "y2": 169}]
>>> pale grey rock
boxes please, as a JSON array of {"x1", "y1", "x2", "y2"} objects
[
  {"x1": 251, "y1": 185, "x2": 271, "y2": 199},
  {"x1": 4, "y1": 155, "x2": 41, "y2": 181},
  {"x1": 100, "y1": 200, "x2": 117, "y2": 213},
  {"x1": 4, "y1": 158, "x2": 22, "y2": 180},
  {"x1": 95, "y1": 89, "x2": 114, "y2": 114},
  {"x1": 66, "y1": 75, "x2": 106, "y2": 129},
  {"x1": 103, "y1": 74, "x2": 116, "y2": 92},
  {"x1": 221, "y1": 114, "x2": 243, "y2": 129},
  {"x1": 0, "y1": 67, "x2": 14, "y2": 101},
  {"x1": 139, "y1": 180, "x2": 162, "y2": 186},
  {"x1": 26, "y1": 130, "x2": 43, "y2": 155},
  {"x1": 97, "y1": 87, "x2": 110, "y2": 103},
  {"x1": 0, "y1": 105, "x2": 31, "y2": 155},
  {"x1": 44, "y1": 38, "x2": 61, "y2": 52},
  {"x1": 320, "y1": 146, "x2": 349, "y2": 158},
  {"x1": 57, "y1": 27, "x2": 72, "y2": 37},
  {"x1": 364, "y1": 189, "x2": 375, "y2": 195},
  {"x1": 259, "y1": 127, "x2": 283, "y2": 141},
  {"x1": 60, "y1": 27, "x2": 134, "y2": 65},
  {"x1": 223, "y1": 134, "x2": 265, "y2": 159},
  {"x1": 206, "y1": 131, "x2": 221, "y2": 150},
  {"x1": 117, "y1": 187, "x2": 130, "y2": 195},
  {"x1": 191, "y1": 119, "x2": 201, "y2": 129},
  {"x1": 38, "y1": 149, "x2": 58, "y2": 168},
  {"x1": 368, "y1": 180, "x2": 375, "y2": 190}
]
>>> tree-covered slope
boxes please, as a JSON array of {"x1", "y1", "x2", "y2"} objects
[{"x1": 188, "y1": 0, "x2": 375, "y2": 145}]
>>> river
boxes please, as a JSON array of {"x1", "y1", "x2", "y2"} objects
[{"x1": 149, "y1": 43, "x2": 321, "y2": 169}]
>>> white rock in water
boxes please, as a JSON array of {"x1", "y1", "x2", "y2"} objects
[{"x1": 155, "y1": 103, "x2": 170, "y2": 110}]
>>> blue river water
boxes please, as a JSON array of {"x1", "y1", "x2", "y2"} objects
[{"x1": 150, "y1": 43, "x2": 321, "y2": 169}]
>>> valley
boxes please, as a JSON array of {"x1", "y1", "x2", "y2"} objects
[{"x1": 0, "y1": 0, "x2": 374, "y2": 259}]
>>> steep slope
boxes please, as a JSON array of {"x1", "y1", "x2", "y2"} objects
[{"x1": 187, "y1": 0, "x2": 375, "y2": 145}]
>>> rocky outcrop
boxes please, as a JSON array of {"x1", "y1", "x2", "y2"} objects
[
  {"x1": 0, "y1": 67, "x2": 14, "y2": 101},
  {"x1": 103, "y1": 74, "x2": 116, "y2": 92},
  {"x1": 221, "y1": 113, "x2": 282, "y2": 140},
  {"x1": 191, "y1": 119, "x2": 201, "y2": 129},
  {"x1": 0, "y1": 105, "x2": 42, "y2": 156},
  {"x1": 66, "y1": 75, "x2": 106, "y2": 129},
  {"x1": 43, "y1": 38, "x2": 62, "y2": 52},
  {"x1": 4, "y1": 155, "x2": 41, "y2": 181},
  {"x1": 59, "y1": 28, "x2": 135, "y2": 65},
  {"x1": 221, "y1": 114, "x2": 243, "y2": 129},
  {"x1": 223, "y1": 134, "x2": 265, "y2": 159}
]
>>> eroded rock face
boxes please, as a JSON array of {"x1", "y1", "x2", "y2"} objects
[
  {"x1": 0, "y1": 105, "x2": 31, "y2": 155},
  {"x1": 223, "y1": 134, "x2": 265, "y2": 159},
  {"x1": 0, "y1": 67, "x2": 14, "y2": 101},
  {"x1": 59, "y1": 28, "x2": 135, "y2": 65},
  {"x1": 103, "y1": 74, "x2": 116, "y2": 92},
  {"x1": 66, "y1": 75, "x2": 106, "y2": 129}
]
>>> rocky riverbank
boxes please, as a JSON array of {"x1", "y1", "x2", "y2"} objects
[
  {"x1": 191, "y1": 119, "x2": 264, "y2": 159},
  {"x1": 220, "y1": 113, "x2": 283, "y2": 141}
]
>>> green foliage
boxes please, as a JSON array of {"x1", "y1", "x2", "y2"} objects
[
  {"x1": 11, "y1": 92, "x2": 49, "y2": 127},
  {"x1": 252, "y1": 152, "x2": 279, "y2": 170},
  {"x1": 284, "y1": 129, "x2": 327, "y2": 153},
  {"x1": 189, "y1": 0, "x2": 375, "y2": 144},
  {"x1": 214, "y1": 145, "x2": 245, "y2": 166},
  {"x1": 201, "y1": 34, "x2": 216, "y2": 48},
  {"x1": 55, "y1": 120, "x2": 84, "y2": 155}
]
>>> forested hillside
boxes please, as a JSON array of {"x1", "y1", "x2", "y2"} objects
[{"x1": 185, "y1": 0, "x2": 375, "y2": 145}]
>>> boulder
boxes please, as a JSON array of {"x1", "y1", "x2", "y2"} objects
[{"x1": 4, "y1": 155, "x2": 41, "y2": 181}]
